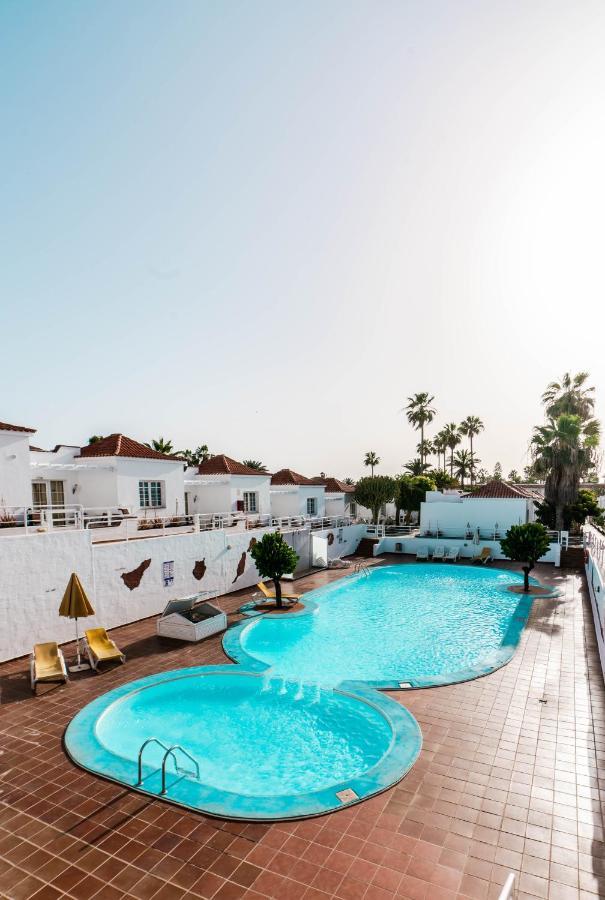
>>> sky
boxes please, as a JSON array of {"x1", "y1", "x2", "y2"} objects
[{"x1": 2, "y1": 0, "x2": 605, "y2": 480}]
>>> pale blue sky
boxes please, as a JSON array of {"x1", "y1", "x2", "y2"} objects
[{"x1": 2, "y1": 1, "x2": 604, "y2": 478}]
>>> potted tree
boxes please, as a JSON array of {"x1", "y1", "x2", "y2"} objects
[
  {"x1": 250, "y1": 532, "x2": 299, "y2": 609},
  {"x1": 500, "y1": 523, "x2": 551, "y2": 592}
]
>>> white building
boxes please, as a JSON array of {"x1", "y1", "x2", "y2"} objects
[
  {"x1": 30, "y1": 434, "x2": 185, "y2": 517},
  {"x1": 0, "y1": 420, "x2": 36, "y2": 512},
  {"x1": 312, "y1": 475, "x2": 356, "y2": 518},
  {"x1": 270, "y1": 469, "x2": 326, "y2": 519},
  {"x1": 419, "y1": 481, "x2": 538, "y2": 538},
  {"x1": 185, "y1": 455, "x2": 271, "y2": 517}
]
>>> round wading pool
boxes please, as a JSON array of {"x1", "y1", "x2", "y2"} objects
[
  {"x1": 64, "y1": 666, "x2": 422, "y2": 820},
  {"x1": 224, "y1": 563, "x2": 537, "y2": 688}
]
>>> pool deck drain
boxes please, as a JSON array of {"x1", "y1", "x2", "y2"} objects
[{"x1": 335, "y1": 788, "x2": 359, "y2": 804}]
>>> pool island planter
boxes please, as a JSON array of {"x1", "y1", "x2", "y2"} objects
[{"x1": 64, "y1": 666, "x2": 422, "y2": 821}]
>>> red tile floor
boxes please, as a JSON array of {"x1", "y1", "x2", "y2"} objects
[{"x1": 0, "y1": 557, "x2": 604, "y2": 900}]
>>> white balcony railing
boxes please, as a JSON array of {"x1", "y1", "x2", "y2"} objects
[{"x1": 0, "y1": 506, "x2": 357, "y2": 542}]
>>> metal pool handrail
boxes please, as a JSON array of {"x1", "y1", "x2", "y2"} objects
[
  {"x1": 136, "y1": 737, "x2": 170, "y2": 786},
  {"x1": 160, "y1": 745, "x2": 200, "y2": 795}
]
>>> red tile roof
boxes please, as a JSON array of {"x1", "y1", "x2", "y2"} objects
[
  {"x1": 197, "y1": 455, "x2": 270, "y2": 476},
  {"x1": 312, "y1": 476, "x2": 355, "y2": 493},
  {"x1": 467, "y1": 481, "x2": 536, "y2": 500},
  {"x1": 76, "y1": 434, "x2": 179, "y2": 461},
  {"x1": 271, "y1": 468, "x2": 322, "y2": 487},
  {"x1": 0, "y1": 421, "x2": 36, "y2": 434}
]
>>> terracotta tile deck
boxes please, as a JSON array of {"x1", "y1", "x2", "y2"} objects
[{"x1": 1, "y1": 558, "x2": 604, "y2": 900}]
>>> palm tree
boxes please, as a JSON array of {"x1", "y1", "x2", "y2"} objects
[
  {"x1": 146, "y1": 437, "x2": 174, "y2": 454},
  {"x1": 453, "y1": 449, "x2": 473, "y2": 488},
  {"x1": 542, "y1": 372, "x2": 595, "y2": 420},
  {"x1": 403, "y1": 458, "x2": 431, "y2": 476},
  {"x1": 433, "y1": 430, "x2": 448, "y2": 471},
  {"x1": 344, "y1": 477, "x2": 354, "y2": 485},
  {"x1": 404, "y1": 393, "x2": 436, "y2": 465},
  {"x1": 364, "y1": 451, "x2": 380, "y2": 476},
  {"x1": 442, "y1": 422, "x2": 461, "y2": 476},
  {"x1": 459, "y1": 416, "x2": 484, "y2": 486},
  {"x1": 416, "y1": 439, "x2": 434, "y2": 465},
  {"x1": 243, "y1": 460, "x2": 267, "y2": 471},
  {"x1": 531, "y1": 372, "x2": 601, "y2": 530},
  {"x1": 180, "y1": 445, "x2": 210, "y2": 466},
  {"x1": 532, "y1": 413, "x2": 600, "y2": 530}
]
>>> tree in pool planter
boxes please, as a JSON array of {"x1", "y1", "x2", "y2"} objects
[
  {"x1": 353, "y1": 475, "x2": 396, "y2": 524},
  {"x1": 250, "y1": 532, "x2": 299, "y2": 609},
  {"x1": 500, "y1": 523, "x2": 551, "y2": 593}
]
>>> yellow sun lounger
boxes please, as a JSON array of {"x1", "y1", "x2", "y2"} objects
[
  {"x1": 472, "y1": 547, "x2": 494, "y2": 564},
  {"x1": 30, "y1": 642, "x2": 68, "y2": 693},
  {"x1": 257, "y1": 582, "x2": 301, "y2": 601},
  {"x1": 84, "y1": 627, "x2": 126, "y2": 672}
]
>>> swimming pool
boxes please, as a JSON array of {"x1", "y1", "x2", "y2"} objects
[
  {"x1": 64, "y1": 666, "x2": 422, "y2": 820},
  {"x1": 224, "y1": 563, "x2": 535, "y2": 688}
]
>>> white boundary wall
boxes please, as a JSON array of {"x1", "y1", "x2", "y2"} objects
[
  {"x1": 375, "y1": 535, "x2": 560, "y2": 565},
  {"x1": 584, "y1": 525, "x2": 605, "y2": 681},
  {"x1": 0, "y1": 524, "x2": 364, "y2": 662}
]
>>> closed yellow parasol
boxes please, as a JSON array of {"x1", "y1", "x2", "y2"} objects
[{"x1": 59, "y1": 573, "x2": 95, "y2": 671}]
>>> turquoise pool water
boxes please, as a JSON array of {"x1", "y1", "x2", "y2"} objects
[
  {"x1": 225, "y1": 563, "x2": 534, "y2": 688},
  {"x1": 65, "y1": 667, "x2": 422, "y2": 820}
]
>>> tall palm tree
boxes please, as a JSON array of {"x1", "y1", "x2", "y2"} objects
[
  {"x1": 404, "y1": 393, "x2": 436, "y2": 465},
  {"x1": 146, "y1": 437, "x2": 174, "y2": 454},
  {"x1": 243, "y1": 460, "x2": 267, "y2": 471},
  {"x1": 364, "y1": 451, "x2": 380, "y2": 476},
  {"x1": 433, "y1": 430, "x2": 448, "y2": 471},
  {"x1": 453, "y1": 449, "x2": 473, "y2": 488},
  {"x1": 532, "y1": 413, "x2": 600, "y2": 530},
  {"x1": 442, "y1": 422, "x2": 461, "y2": 476},
  {"x1": 542, "y1": 372, "x2": 595, "y2": 420},
  {"x1": 459, "y1": 416, "x2": 484, "y2": 486}
]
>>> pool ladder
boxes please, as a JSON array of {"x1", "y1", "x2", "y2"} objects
[
  {"x1": 136, "y1": 737, "x2": 200, "y2": 795},
  {"x1": 350, "y1": 562, "x2": 371, "y2": 578}
]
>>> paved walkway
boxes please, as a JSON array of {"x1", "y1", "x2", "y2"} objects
[{"x1": 0, "y1": 559, "x2": 603, "y2": 900}]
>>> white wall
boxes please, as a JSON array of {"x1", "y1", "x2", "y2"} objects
[
  {"x1": 585, "y1": 543, "x2": 605, "y2": 680},
  {"x1": 116, "y1": 458, "x2": 185, "y2": 515},
  {"x1": 420, "y1": 497, "x2": 532, "y2": 535},
  {"x1": 270, "y1": 487, "x2": 299, "y2": 517},
  {"x1": 186, "y1": 474, "x2": 271, "y2": 516},
  {"x1": 325, "y1": 494, "x2": 346, "y2": 517},
  {"x1": 187, "y1": 480, "x2": 232, "y2": 515},
  {"x1": 230, "y1": 474, "x2": 271, "y2": 515},
  {"x1": 270, "y1": 485, "x2": 326, "y2": 518},
  {"x1": 0, "y1": 431, "x2": 33, "y2": 509},
  {"x1": 0, "y1": 522, "x2": 366, "y2": 662}
]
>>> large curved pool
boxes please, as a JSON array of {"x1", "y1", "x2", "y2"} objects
[
  {"x1": 224, "y1": 563, "x2": 535, "y2": 688},
  {"x1": 64, "y1": 666, "x2": 421, "y2": 820}
]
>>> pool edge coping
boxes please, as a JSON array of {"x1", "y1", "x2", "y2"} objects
[
  {"x1": 223, "y1": 563, "x2": 548, "y2": 690},
  {"x1": 63, "y1": 665, "x2": 423, "y2": 822}
]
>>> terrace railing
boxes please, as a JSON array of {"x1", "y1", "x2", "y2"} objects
[
  {"x1": 385, "y1": 525, "x2": 420, "y2": 537},
  {"x1": 413, "y1": 525, "x2": 561, "y2": 543},
  {"x1": 0, "y1": 507, "x2": 357, "y2": 542}
]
